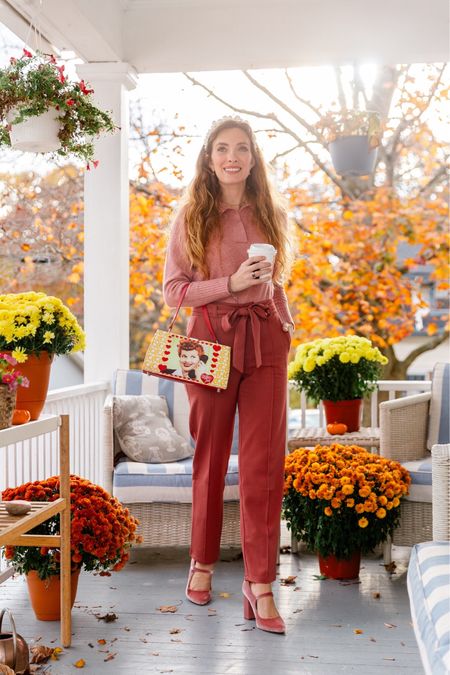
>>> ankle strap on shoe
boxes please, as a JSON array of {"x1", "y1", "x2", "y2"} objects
[
  {"x1": 192, "y1": 566, "x2": 213, "y2": 575},
  {"x1": 255, "y1": 591, "x2": 273, "y2": 600}
]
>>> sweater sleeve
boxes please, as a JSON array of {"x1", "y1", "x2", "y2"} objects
[
  {"x1": 163, "y1": 211, "x2": 233, "y2": 308},
  {"x1": 273, "y1": 282, "x2": 294, "y2": 328}
]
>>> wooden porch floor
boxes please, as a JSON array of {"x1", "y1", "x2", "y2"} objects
[{"x1": 1, "y1": 539, "x2": 423, "y2": 674}]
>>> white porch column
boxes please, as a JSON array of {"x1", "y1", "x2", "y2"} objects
[{"x1": 76, "y1": 63, "x2": 138, "y2": 384}]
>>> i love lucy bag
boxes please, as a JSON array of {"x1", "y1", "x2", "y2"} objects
[{"x1": 142, "y1": 285, "x2": 231, "y2": 390}]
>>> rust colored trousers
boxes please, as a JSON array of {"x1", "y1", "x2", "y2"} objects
[{"x1": 186, "y1": 300, "x2": 290, "y2": 583}]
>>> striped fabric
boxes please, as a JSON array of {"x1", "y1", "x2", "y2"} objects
[
  {"x1": 407, "y1": 541, "x2": 450, "y2": 675},
  {"x1": 402, "y1": 458, "x2": 432, "y2": 503},
  {"x1": 113, "y1": 454, "x2": 239, "y2": 504},
  {"x1": 114, "y1": 369, "x2": 239, "y2": 453},
  {"x1": 427, "y1": 363, "x2": 450, "y2": 451}
]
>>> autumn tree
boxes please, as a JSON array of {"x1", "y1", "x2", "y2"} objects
[{"x1": 186, "y1": 65, "x2": 449, "y2": 379}]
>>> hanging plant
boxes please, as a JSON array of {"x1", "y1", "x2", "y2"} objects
[
  {"x1": 316, "y1": 109, "x2": 382, "y2": 176},
  {"x1": 0, "y1": 49, "x2": 116, "y2": 166}
]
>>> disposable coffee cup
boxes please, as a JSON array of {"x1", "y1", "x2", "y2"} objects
[{"x1": 247, "y1": 243, "x2": 277, "y2": 263}]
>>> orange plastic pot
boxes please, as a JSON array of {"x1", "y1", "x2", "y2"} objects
[
  {"x1": 318, "y1": 550, "x2": 361, "y2": 580},
  {"x1": 14, "y1": 352, "x2": 53, "y2": 420},
  {"x1": 26, "y1": 568, "x2": 80, "y2": 621},
  {"x1": 322, "y1": 398, "x2": 362, "y2": 432}
]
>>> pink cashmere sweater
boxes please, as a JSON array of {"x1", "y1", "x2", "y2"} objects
[{"x1": 163, "y1": 204, "x2": 294, "y2": 327}]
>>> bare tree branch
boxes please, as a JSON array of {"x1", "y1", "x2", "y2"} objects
[
  {"x1": 401, "y1": 331, "x2": 449, "y2": 370},
  {"x1": 334, "y1": 66, "x2": 347, "y2": 109},
  {"x1": 284, "y1": 70, "x2": 322, "y2": 116},
  {"x1": 418, "y1": 165, "x2": 449, "y2": 195}
]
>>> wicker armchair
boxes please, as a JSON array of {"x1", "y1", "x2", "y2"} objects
[
  {"x1": 102, "y1": 370, "x2": 241, "y2": 548},
  {"x1": 432, "y1": 443, "x2": 450, "y2": 541},
  {"x1": 380, "y1": 362, "x2": 449, "y2": 555}
]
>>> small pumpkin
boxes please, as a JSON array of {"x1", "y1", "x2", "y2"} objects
[
  {"x1": 327, "y1": 422, "x2": 348, "y2": 435},
  {"x1": 12, "y1": 409, "x2": 31, "y2": 425}
]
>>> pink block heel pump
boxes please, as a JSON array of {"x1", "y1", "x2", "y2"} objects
[
  {"x1": 242, "y1": 580, "x2": 286, "y2": 634},
  {"x1": 185, "y1": 561, "x2": 213, "y2": 606}
]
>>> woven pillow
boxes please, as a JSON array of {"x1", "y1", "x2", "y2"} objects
[{"x1": 113, "y1": 395, "x2": 193, "y2": 463}]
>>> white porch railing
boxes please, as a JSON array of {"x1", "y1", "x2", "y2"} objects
[
  {"x1": 0, "y1": 379, "x2": 432, "y2": 496},
  {"x1": 289, "y1": 379, "x2": 432, "y2": 429},
  {"x1": 0, "y1": 382, "x2": 109, "y2": 493}
]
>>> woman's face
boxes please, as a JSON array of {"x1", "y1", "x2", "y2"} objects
[
  {"x1": 179, "y1": 348, "x2": 201, "y2": 373},
  {"x1": 208, "y1": 127, "x2": 254, "y2": 189}
]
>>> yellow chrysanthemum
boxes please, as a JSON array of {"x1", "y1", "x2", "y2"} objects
[{"x1": 11, "y1": 347, "x2": 28, "y2": 363}]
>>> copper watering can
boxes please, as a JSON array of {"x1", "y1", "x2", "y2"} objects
[{"x1": 0, "y1": 608, "x2": 30, "y2": 674}]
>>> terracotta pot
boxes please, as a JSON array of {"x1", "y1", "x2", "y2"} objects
[
  {"x1": 13, "y1": 352, "x2": 53, "y2": 420},
  {"x1": 0, "y1": 385, "x2": 16, "y2": 430},
  {"x1": 322, "y1": 398, "x2": 362, "y2": 432},
  {"x1": 26, "y1": 568, "x2": 80, "y2": 621},
  {"x1": 318, "y1": 550, "x2": 361, "y2": 579}
]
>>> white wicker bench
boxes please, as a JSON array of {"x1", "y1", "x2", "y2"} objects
[{"x1": 102, "y1": 370, "x2": 241, "y2": 548}]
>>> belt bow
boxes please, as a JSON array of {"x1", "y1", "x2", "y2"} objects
[{"x1": 221, "y1": 303, "x2": 270, "y2": 373}]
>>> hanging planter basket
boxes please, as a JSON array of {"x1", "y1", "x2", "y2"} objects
[
  {"x1": 329, "y1": 135, "x2": 378, "y2": 177},
  {"x1": 7, "y1": 108, "x2": 61, "y2": 153}
]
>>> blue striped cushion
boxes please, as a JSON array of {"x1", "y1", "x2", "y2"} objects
[
  {"x1": 407, "y1": 541, "x2": 450, "y2": 675},
  {"x1": 427, "y1": 363, "x2": 450, "y2": 450},
  {"x1": 113, "y1": 454, "x2": 239, "y2": 504},
  {"x1": 402, "y1": 458, "x2": 432, "y2": 503},
  {"x1": 114, "y1": 369, "x2": 239, "y2": 454}
]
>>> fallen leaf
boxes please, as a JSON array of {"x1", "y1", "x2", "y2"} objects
[
  {"x1": 94, "y1": 612, "x2": 118, "y2": 622},
  {"x1": 293, "y1": 609, "x2": 303, "y2": 614},
  {"x1": 74, "y1": 659, "x2": 86, "y2": 668},
  {"x1": 104, "y1": 653, "x2": 117, "y2": 662},
  {"x1": 88, "y1": 643, "x2": 94, "y2": 648},
  {"x1": 219, "y1": 592, "x2": 230, "y2": 598},
  {"x1": 384, "y1": 561, "x2": 397, "y2": 574},
  {"x1": 279, "y1": 545, "x2": 291, "y2": 554},
  {"x1": 169, "y1": 628, "x2": 183, "y2": 634},
  {"x1": 313, "y1": 574, "x2": 328, "y2": 580},
  {"x1": 330, "y1": 624, "x2": 342, "y2": 627},
  {"x1": 384, "y1": 623, "x2": 397, "y2": 628},
  {"x1": 157, "y1": 605, "x2": 178, "y2": 613},
  {"x1": 207, "y1": 608, "x2": 217, "y2": 615},
  {"x1": 30, "y1": 645, "x2": 56, "y2": 663},
  {"x1": 170, "y1": 638, "x2": 182, "y2": 643},
  {"x1": 370, "y1": 637, "x2": 377, "y2": 642},
  {"x1": 383, "y1": 657, "x2": 396, "y2": 661},
  {"x1": 354, "y1": 629, "x2": 364, "y2": 634},
  {"x1": 123, "y1": 626, "x2": 131, "y2": 631},
  {"x1": 280, "y1": 575, "x2": 297, "y2": 585},
  {"x1": 372, "y1": 592, "x2": 381, "y2": 599},
  {"x1": 97, "y1": 639, "x2": 106, "y2": 645},
  {"x1": 151, "y1": 651, "x2": 160, "y2": 656},
  {"x1": 307, "y1": 655, "x2": 319, "y2": 658}
]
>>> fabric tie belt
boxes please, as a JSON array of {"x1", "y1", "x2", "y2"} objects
[{"x1": 194, "y1": 301, "x2": 274, "y2": 373}]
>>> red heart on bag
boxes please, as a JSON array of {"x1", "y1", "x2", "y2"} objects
[
  {"x1": 201, "y1": 373, "x2": 214, "y2": 384},
  {"x1": 164, "y1": 350, "x2": 170, "y2": 355},
  {"x1": 212, "y1": 357, "x2": 218, "y2": 363},
  {"x1": 158, "y1": 365, "x2": 167, "y2": 372},
  {"x1": 162, "y1": 357, "x2": 168, "y2": 362},
  {"x1": 212, "y1": 345, "x2": 221, "y2": 352}
]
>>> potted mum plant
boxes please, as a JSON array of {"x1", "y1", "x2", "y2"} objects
[
  {"x1": 0, "y1": 292, "x2": 86, "y2": 419},
  {"x1": 283, "y1": 443, "x2": 410, "y2": 579},
  {"x1": 0, "y1": 353, "x2": 29, "y2": 429},
  {"x1": 316, "y1": 109, "x2": 381, "y2": 176},
  {"x1": 0, "y1": 49, "x2": 116, "y2": 165},
  {"x1": 288, "y1": 335, "x2": 388, "y2": 431},
  {"x1": 2, "y1": 475, "x2": 141, "y2": 620}
]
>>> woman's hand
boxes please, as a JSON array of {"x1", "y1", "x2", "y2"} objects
[
  {"x1": 229, "y1": 256, "x2": 272, "y2": 293},
  {"x1": 282, "y1": 323, "x2": 294, "y2": 337}
]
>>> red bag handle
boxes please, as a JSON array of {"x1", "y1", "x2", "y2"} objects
[{"x1": 167, "y1": 284, "x2": 218, "y2": 343}]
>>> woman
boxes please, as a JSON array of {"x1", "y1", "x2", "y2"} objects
[
  {"x1": 163, "y1": 116, "x2": 294, "y2": 634},
  {"x1": 166, "y1": 339, "x2": 208, "y2": 380}
]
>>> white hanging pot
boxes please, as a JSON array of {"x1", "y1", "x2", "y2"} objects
[{"x1": 7, "y1": 108, "x2": 61, "y2": 153}]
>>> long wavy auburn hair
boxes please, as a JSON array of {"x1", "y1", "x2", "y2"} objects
[{"x1": 176, "y1": 118, "x2": 291, "y2": 282}]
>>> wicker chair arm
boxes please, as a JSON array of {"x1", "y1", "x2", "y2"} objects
[
  {"x1": 102, "y1": 395, "x2": 114, "y2": 494},
  {"x1": 379, "y1": 392, "x2": 431, "y2": 462},
  {"x1": 432, "y1": 443, "x2": 450, "y2": 540}
]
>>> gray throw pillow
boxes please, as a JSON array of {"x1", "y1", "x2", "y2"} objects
[{"x1": 113, "y1": 395, "x2": 193, "y2": 463}]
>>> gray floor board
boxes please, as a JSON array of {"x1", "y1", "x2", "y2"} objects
[{"x1": 0, "y1": 544, "x2": 424, "y2": 674}]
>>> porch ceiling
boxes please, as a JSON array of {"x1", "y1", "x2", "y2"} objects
[{"x1": 2, "y1": 0, "x2": 449, "y2": 72}]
